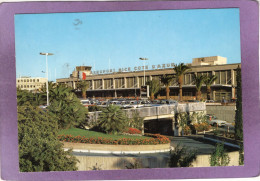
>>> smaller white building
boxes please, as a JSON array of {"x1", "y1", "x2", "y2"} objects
[
  {"x1": 192, "y1": 56, "x2": 227, "y2": 66},
  {"x1": 16, "y1": 76, "x2": 47, "y2": 92}
]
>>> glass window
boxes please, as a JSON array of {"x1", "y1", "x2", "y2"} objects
[
  {"x1": 21, "y1": 80, "x2": 23, "y2": 82},
  {"x1": 221, "y1": 71, "x2": 226, "y2": 84},
  {"x1": 215, "y1": 71, "x2": 220, "y2": 84},
  {"x1": 126, "y1": 77, "x2": 134, "y2": 88},
  {"x1": 37, "y1": 79, "x2": 39, "y2": 82},
  {"x1": 104, "y1": 79, "x2": 112, "y2": 89}
]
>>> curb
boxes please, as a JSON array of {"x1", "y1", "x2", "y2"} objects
[{"x1": 64, "y1": 147, "x2": 173, "y2": 155}]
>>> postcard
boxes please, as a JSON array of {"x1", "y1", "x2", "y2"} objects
[{"x1": 0, "y1": 0, "x2": 259, "y2": 180}]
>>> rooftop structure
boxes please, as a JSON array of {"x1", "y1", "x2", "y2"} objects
[{"x1": 192, "y1": 56, "x2": 227, "y2": 66}]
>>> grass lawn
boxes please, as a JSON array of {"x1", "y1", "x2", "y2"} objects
[{"x1": 58, "y1": 128, "x2": 150, "y2": 140}]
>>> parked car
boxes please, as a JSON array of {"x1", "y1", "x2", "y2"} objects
[
  {"x1": 205, "y1": 100, "x2": 214, "y2": 103},
  {"x1": 206, "y1": 114, "x2": 227, "y2": 127}
]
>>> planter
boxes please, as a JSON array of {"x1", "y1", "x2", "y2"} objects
[{"x1": 62, "y1": 141, "x2": 171, "y2": 154}]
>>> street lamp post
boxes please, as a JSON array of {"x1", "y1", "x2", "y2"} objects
[
  {"x1": 40, "y1": 52, "x2": 54, "y2": 106},
  {"x1": 139, "y1": 57, "x2": 148, "y2": 86}
]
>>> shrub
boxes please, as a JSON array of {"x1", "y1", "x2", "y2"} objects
[
  {"x1": 124, "y1": 127, "x2": 142, "y2": 135},
  {"x1": 210, "y1": 143, "x2": 230, "y2": 166},
  {"x1": 193, "y1": 122, "x2": 211, "y2": 132},
  {"x1": 183, "y1": 125, "x2": 191, "y2": 135},
  {"x1": 58, "y1": 133, "x2": 170, "y2": 145},
  {"x1": 18, "y1": 103, "x2": 78, "y2": 172},
  {"x1": 168, "y1": 145, "x2": 197, "y2": 167},
  {"x1": 128, "y1": 112, "x2": 144, "y2": 131}
]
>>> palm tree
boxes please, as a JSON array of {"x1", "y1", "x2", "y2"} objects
[
  {"x1": 173, "y1": 63, "x2": 191, "y2": 101},
  {"x1": 160, "y1": 74, "x2": 175, "y2": 100},
  {"x1": 17, "y1": 89, "x2": 34, "y2": 106},
  {"x1": 204, "y1": 75, "x2": 217, "y2": 100},
  {"x1": 98, "y1": 105, "x2": 126, "y2": 134},
  {"x1": 49, "y1": 84, "x2": 72, "y2": 103},
  {"x1": 77, "y1": 80, "x2": 89, "y2": 99},
  {"x1": 193, "y1": 74, "x2": 207, "y2": 100},
  {"x1": 146, "y1": 79, "x2": 160, "y2": 101}
]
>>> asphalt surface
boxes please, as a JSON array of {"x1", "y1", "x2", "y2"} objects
[{"x1": 169, "y1": 136, "x2": 217, "y2": 155}]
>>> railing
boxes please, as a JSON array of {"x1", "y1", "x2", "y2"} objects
[{"x1": 87, "y1": 102, "x2": 206, "y2": 122}]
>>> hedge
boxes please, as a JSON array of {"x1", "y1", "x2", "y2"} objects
[{"x1": 58, "y1": 133, "x2": 170, "y2": 145}]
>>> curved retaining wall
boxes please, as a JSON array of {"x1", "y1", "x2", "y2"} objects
[{"x1": 62, "y1": 142, "x2": 171, "y2": 154}]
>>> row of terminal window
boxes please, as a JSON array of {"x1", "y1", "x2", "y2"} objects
[{"x1": 17, "y1": 79, "x2": 40, "y2": 83}]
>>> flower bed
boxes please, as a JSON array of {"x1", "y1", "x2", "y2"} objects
[
  {"x1": 124, "y1": 127, "x2": 142, "y2": 135},
  {"x1": 58, "y1": 133, "x2": 170, "y2": 145}
]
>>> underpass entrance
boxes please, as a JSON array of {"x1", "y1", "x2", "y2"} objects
[{"x1": 144, "y1": 118, "x2": 174, "y2": 136}]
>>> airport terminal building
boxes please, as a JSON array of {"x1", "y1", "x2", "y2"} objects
[{"x1": 56, "y1": 56, "x2": 241, "y2": 101}]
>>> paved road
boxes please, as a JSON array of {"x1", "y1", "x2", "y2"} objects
[
  {"x1": 169, "y1": 136, "x2": 217, "y2": 155},
  {"x1": 212, "y1": 123, "x2": 234, "y2": 133}
]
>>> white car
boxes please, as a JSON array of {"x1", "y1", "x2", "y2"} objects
[{"x1": 206, "y1": 114, "x2": 227, "y2": 127}]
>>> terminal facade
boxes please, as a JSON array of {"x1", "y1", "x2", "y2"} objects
[{"x1": 56, "y1": 56, "x2": 240, "y2": 101}]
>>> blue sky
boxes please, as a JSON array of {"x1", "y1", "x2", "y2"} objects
[{"x1": 15, "y1": 8, "x2": 241, "y2": 81}]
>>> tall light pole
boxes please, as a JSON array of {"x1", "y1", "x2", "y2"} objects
[
  {"x1": 40, "y1": 52, "x2": 54, "y2": 106},
  {"x1": 139, "y1": 57, "x2": 148, "y2": 85}
]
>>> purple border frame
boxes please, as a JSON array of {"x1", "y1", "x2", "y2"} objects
[{"x1": 0, "y1": 0, "x2": 259, "y2": 180}]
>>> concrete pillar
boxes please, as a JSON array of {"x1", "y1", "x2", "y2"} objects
[
  {"x1": 102, "y1": 79, "x2": 104, "y2": 89},
  {"x1": 92, "y1": 80, "x2": 94, "y2": 90},
  {"x1": 124, "y1": 77, "x2": 127, "y2": 88},
  {"x1": 136, "y1": 76, "x2": 140, "y2": 88},
  {"x1": 113, "y1": 78, "x2": 115, "y2": 89},
  {"x1": 213, "y1": 90, "x2": 216, "y2": 100},
  {"x1": 150, "y1": 75, "x2": 152, "y2": 81},
  {"x1": 212, "y1": 71, "x2": 215, "y2": 85}
]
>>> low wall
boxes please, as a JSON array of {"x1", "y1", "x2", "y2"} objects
[
  {"x1": 192, "y1": 151, "x2": 239, "y2": 167},
  {"x1": 63, "y1": 142, "x2": 171, "y2": 152},
  {"x1": 75, "y1": 151, "x2": 240, "y2": 170},
  {"x1": 206, "y1": 105, "x2": 236, "y2": 122},
  {"x1": 76, "y1": 155, "x2": 170, "y2": 170}
]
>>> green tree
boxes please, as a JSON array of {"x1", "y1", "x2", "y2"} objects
[
  {"x1": 210, "y1": 143, "x2": 230, "y2": 166},
  {"x1": 17, "y1": 89, "x2": 34, "y2": 106},
  {"x1": 33, "y1": 93, "x2": 46, "y2": 106},
  {"x1": 77, "y1": 80, "x2": 89, "y2": 99},
  {"x1": 193, "y1": 74, "x2": 207, "y2": 100},
  {"x1": 204, "y1": 75, "x2": 218, "y2": 100},
  {"x1": 235, "y1": 66, "x2": 243, "y2": 141},
  {"x1": 18, "y1": 103, "x2": 78, "y2": 172},
  {"x1": 48, "y1": 96, "x2": 88, "y2": 129},
  {"x1": 49, "y1": 84, "x2": 72, "y2": 103},
  {"x1": 146, "y1": 79, "x2": 160, "y2": 101},
  {"x1": 47, "y1": 85, "x2": 88, "y2": 129},
  {"x1": 160, "y1": 74, "x2": 175, "y2": 100},
  {"x1": 98, "y1": 105, "x2": 127, "y2": 134},
  {"x1": 128, "y1": 111, "x2": 144, "y2": 131},
  {"x1": 168, "y1": 145, "x2": 197, "y2": 167},
  {"x1": 173, "y1": 63, "x2": 191, "y2": 101}
]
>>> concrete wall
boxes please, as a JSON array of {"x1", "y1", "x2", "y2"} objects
[
  {"x1": 75, "y1": 151, "x2": 240, "y2": 171},
  {"x1": 192, "y1": 151, "x2": 239, "y2": 167},
  {"x1": 206, "y1": 105, "x2": 236, "y2": 122},
  {"x1": 63, "y1": 142, "x2": 170, "y2": 152},
  {"x1": 76, "y1": 155, "x2": 169, "y2": 170}
]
